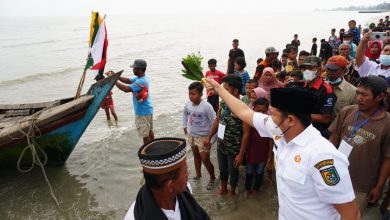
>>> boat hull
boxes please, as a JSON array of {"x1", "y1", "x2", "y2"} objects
[{"x1": 0, "y1": 71, "x2": 123, "y2": 166}]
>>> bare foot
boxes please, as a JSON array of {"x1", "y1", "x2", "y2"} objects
[
  {"x1": 192, "y1": 176, "x2": 201, "y2": 180},
  {"x1": 228, "y1": 189, "x2": 236, "y2": 197},
  {"x1": 214, "y1": 188, "x2": 228, "y2": 196}
]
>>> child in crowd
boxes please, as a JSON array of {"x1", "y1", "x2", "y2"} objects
[
  {"x1": 285, "y1": 46, "x2": 298, "y2": 72},
  {"x1": 241, "y1": 79, "x2": 258, "y2": 105},
  {"x1": 311, "y1": 38, "x2": 318, "y2": 56},
  {"x1": 245, "y1": 98, "x2": 273, "y2": 195},
  {"x1": 233, "y1": 57, "x2": 250, "y2": 96},
  {"x1": 204, "y1": 58, "x2": 226, "y2": 112},
  {"x1": 183, "y1": 82, "x2": 216, "y2": 189},
  {"x1": 97, "y1": 74, "x2": 118, "y2": 121}
]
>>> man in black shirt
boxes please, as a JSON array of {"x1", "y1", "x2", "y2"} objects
[
  {"x1": 300, "y1": 56, "x2": 337, "y2": 138},
  {"x1": 291, "y1": 34, "x2": 300, "y2": 51},
  {"x1": 227, "y1": 39, "x2": 245, "y2": 74}
]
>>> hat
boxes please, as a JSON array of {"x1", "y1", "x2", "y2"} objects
[
  {"x1": 265, "y1": 47, "x2": 279, "y2": 54},
  {"x1": 138, "y1": 138, "x2": 187, "y2": 174},
  {"x1": 130, "y1": 59, "x2": 147, "y2": 68},
  {"x1": 343, "y1": 31, "x2": 353, "y2": 38},
  {"x1": 270, "y1": 88, "x2": 318, "y2": 114},
  {"x1": 300, "y1": 56, "x2": 322, "y2": 67},
  {"x1": 326, "y1": 55, "x2": 348, "y2": 70}
]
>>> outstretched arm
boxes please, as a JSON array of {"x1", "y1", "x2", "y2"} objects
[
  {"x1": 355, "y1": 32, "x2": 369, "y2": 67},
  {"x1": 205, "y1": 79, "x2": 254, "y2": 127}
]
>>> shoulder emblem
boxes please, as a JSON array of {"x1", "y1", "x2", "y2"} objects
[
  {"x1": 314, "y1": 159, "x2": 334, "y2": 170},
  {"x1": 320, "y1": 166, "x2": 340, "y2": 186}
]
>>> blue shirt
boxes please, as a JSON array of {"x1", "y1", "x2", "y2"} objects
[
  {"x1": 234, "y1": 70, "x2": 250, "y2": 95},
  {"x1": 129, "y1": 76, "x2": 153, "y2": 116}
]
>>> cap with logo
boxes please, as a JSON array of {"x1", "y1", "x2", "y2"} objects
[
  {"x1": 326, "y1": 55, "x2": 348, "y2": 70},
  {"x1": 130, "y1": 59, "x2": 147, "y2": 69}
]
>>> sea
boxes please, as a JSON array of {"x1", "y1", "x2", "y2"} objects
[{"x1": 0, "y1": 11, "x2": 387, "y2": 220}]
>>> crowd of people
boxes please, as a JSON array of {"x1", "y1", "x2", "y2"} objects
[{"x1": 117, "y1": 15, "x2": 390, "y2": 220}]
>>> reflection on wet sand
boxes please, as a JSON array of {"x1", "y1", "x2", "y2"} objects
[{"x1": 0, "y1": 167, "x2": 113, "y2": 219}]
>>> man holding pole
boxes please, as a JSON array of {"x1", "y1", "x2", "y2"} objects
[{"x1": 106, "y1": 59, "x2": 154, "y2": 144}]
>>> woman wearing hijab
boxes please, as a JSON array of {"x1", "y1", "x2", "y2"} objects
[
  {"x1": 258, "y1": 67, "x2": 284, "y2": 100},
  {"x1": 249, "y1": 87, "x2": 267, "y2": 109},
  {"x1": 365, "y1": 40, "x2": 382, "y2": 64}
]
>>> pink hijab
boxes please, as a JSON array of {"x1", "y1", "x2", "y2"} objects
[
  {"x1": 249, "y1": 87, "x2": 267, "y2": 109},
  {"x1": 258, "y1": 67, "x2": 284, "y2": 100}
]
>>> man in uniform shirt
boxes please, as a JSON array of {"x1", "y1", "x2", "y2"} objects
[
  {"x1": 204, "y1": 79, "x2": 360, "y2": 219},
  {"x1": 301, "y1": 56, "x2": 337, "y2": 138},
  {"x1": 124, "y1": 138, "x2": 210, "y2": 220}
]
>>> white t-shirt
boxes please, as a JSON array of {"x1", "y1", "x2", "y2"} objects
[
  {"x1": 357, "y1": 57, "x2": 390, "y2": 78},
  {"x1": 253, "y1": 113, "x2": 355, "y2": 220},
  {"x1": 124, "y1": 183, "x2": 192, "y2": 220}
]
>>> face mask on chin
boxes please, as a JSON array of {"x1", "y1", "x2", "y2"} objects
[
  {"x1": 329, "y1": 77, "x2": 343, "y2": 85},
  {"x1": 264, "y1": 116, "x2": 290, "y2": 137},
  {"x1": 303, "y1": 70, "x2": 317, "y2": 81},
  {"x1": 264, "y1": 116, "x2": 282, "y2": 136},
  {"x1": 379, "y1": 54, "x2": 390, "y2": 66}
]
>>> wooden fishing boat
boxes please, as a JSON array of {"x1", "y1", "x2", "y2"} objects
[{"x1": 0, "y1": 71, "x2": 123, "y2": 167}]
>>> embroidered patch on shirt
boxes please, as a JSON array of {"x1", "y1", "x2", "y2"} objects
[
  {"x1": 314, "y1": 159, "x2": 334, "y2": 170},
  {"x1": 320, "y1": 166, "x2": 340, "y2": 186}
]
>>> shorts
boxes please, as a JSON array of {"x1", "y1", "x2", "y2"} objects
[
  {"x1": 135, "y1": 115, "x2": 153, "y2": 138},
  {"x1": 188, "y1": 135, "x2": 208, "y2": 153}
]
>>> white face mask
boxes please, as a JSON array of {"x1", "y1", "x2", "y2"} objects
[
  {"x1": 303, "y1": 70, "x2": 317, "y2": 81},
  {"x1": 264, "y1": 116, "x2": 283, "y2": 136},
  {"x1": 343, "y1": 40, "x2": 350, "y2": 45}
]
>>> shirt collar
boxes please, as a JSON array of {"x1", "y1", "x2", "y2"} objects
[
  {"x1": 336, "y1": 79, "x2": 347, "y2": 91},
  {"x1": 311, "y1": 77, "x2": 323, "y2": 90},
  {"x1": 289, "y1": 124, "x2": 319, "y2": 147}
]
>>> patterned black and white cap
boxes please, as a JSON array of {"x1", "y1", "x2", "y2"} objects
[{"x1": 138, "y1": 138, "x2": 187, "y2": 174}]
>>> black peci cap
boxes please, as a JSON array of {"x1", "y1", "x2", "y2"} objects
[{"x1": 270, "y1": 88, "x2": 318, "y2": 114}]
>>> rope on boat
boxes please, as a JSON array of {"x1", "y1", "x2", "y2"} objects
[{"x1": 16, "y1": 112, "x2": 61, "y2": 207}]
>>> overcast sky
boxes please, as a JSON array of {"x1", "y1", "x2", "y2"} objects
[{"x1": 0, "y1": 0, "x2": 387, "y2": 16}]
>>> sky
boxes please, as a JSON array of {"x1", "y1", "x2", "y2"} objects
[{"x1": 0, "y1": 0, "x2": 388, "y2": 16}]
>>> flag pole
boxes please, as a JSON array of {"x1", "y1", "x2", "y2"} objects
[
  {"x1": 75, "y1": 13, "x2": 106, "y2": 99},
  {"x1": 75, "y1": 67, "x2": 88, "y2": 99}
]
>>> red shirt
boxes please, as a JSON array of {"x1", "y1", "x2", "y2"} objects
[
  {"x1": 247, "y1": 127, "x2": 272, "y2": 164},
  {"x1": 205, "y1": 70, "x2": 226, "y2": 84}
]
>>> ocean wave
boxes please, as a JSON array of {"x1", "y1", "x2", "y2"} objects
[
  {"x1": 1, "y1": 39, "x2": 60, "y2": 48},
  {"x1": 112, "y1": 31, "x2": 163, "y2": 40},
  {"x1": 0, "y1": 67, "x2": 82, "y2": 87}
]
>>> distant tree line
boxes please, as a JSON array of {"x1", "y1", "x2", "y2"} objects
[{"x1": 331, "y1": 1, "x2": 390, "y2": 11}]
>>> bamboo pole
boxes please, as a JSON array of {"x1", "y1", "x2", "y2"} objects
[{"x1": 75, "y1": 68, "x2": 87, "y2": 99}]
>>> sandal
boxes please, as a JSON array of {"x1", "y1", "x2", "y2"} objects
[{"x1": 206, "y1": 179, "x2": 216, "y2": 190}]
